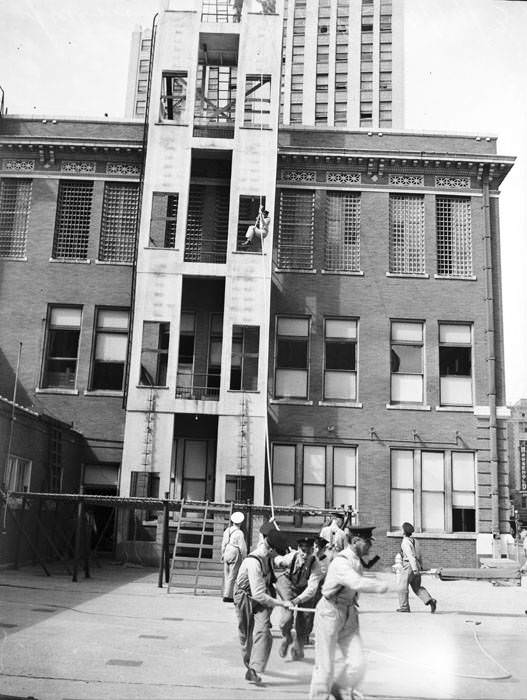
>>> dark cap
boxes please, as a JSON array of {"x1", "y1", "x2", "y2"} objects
[
  {"x1": 315, "y1": 536, "x2": 328, "y2": 548},
  {"x1": 260, "y1": 520, "x2": 279, "y2": 537},
  {"x1": 297, "y1": 536, "x2": 314, "y2": 547},
  {"x1": 333, "y1": 511, "x2": 345, "y2": 521},
  {"x1": 402, "y1": 522, "x2": 414, "y2": 535},
  {"x1": 347, "y1": 524, "x2": 376, "y2": 540},
  {"x1": 266, "y1": 528, "x2": 289, "y2": 556}
]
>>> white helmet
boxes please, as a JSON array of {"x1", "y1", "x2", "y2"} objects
[{"x1": 231, "y1": 511, "x2": 244, "y2": 524}]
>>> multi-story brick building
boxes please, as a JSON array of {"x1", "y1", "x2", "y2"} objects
[
  {"x1": 506, "y1": 399, "x2": 527, "y2": 526},
  {"x1": 115, "y1": 0, "x2": 514, "y2": 567}
]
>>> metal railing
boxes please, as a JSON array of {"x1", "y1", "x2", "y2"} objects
[{"x1": 175, "y1": 372, "x2": 220, "y2": 400}]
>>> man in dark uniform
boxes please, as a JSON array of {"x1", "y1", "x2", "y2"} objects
[{"x1": 233, "y1": 520, "x2": 292, "y2": 684}]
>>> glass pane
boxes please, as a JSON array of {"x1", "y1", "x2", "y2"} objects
[
  {"x1": 304, "y1": 446, "x2": 325, "y2": 484},
  {"x1": 391, "y1": 490, "x2": 413, "y2": 529},
  {"x1": 391, "y1": 321, "x2": 422, "y2": 342},
  {"x1": 452, "y1": 491, "x2": 475, "y2": 507},
  {"x1": 180, "y1": 313, "x2": 195, "y2": 332},
  {"x1": 182, "y1": 478, "x2": 206, "y2": 501},
  {"x1": 391, "y1": 374, "x2": 423, "y2": 403},
  {"x1": 273, "y1": 445, "x2": 295, "y2": 484},
  {"x1": 183, "y1": 441, "x2": 207, "y2": 479},
  {"x1": 421, "y1": 452, "x2": 444, "y2": 491},
  {"x1": 277, "y1": 317, "x2": 309, "y2": 337},
  {"x1": 50, "y1": 307, "x2": 81, "y2": 327},
  {"x1": 210, "y1": 314, "x2": 223, "y2": 334},
  {"x1": 277, "y1": 338, "x2": 308, "y2": 368},
  {"x1": 275, "y1": 369, "x2": 307, "y2": 398},
  {"x1": 326, "y1": 319, "x2": 357, "y2": 339},
  {"x1": 273, "y1": 484, "x2": 294, "y2": 507},
  {"x1": 333, "y1": 486, "x2": 356, "y2": 510},
  {"x1": 303, "y1": 484, "x2": 325, "y2": 508},
  {"x1": 391, "y1": 345, "x2": 422, "y2": 373},
  {"x1": 452, "y1": 452, "x2": 475, "y2": 490},
  {"x1": 391, "y1": 450, "x2": 413, "y2": 488},
  {"x1": 422, "y1": 492, "x2": 445, "y2": 530},
  {"x1": 439, "y1": 347, "x2": 471, "y2": 376},
  {"x1": 49, "y1": 329, "x2": 80, "y2": 358},
  {"x1": 95, "y1": 333, "x2": 127, "y2": 361},
  {"x1": 326, "y1": 342, "x2": 356, "y2": 370},
  {"x1": 440, "y1": 376, "x2": 472, "y2": 405},
  {"x1": 439, "y1": 324, "x2": 471, "y2": 344},
  {"x1": 98, "y1": 309, "x2": 129, "y2": 329},
  {"x1": 333, "y1": 447, "x2": 356, "y2": 486},
  {"x1": 209, "y1": 340, "x2": 222, "y2": 365},
  {"x1": 325, "y1": 371, "x2": 356, "y2": 400}
]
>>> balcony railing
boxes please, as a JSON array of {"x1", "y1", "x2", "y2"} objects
[
  {"x1": 184, "y1": 236, "x2": 227, "y2": 264},
  {"x1": 175, "y1": 371, "x2": 220, "y2": 401}
]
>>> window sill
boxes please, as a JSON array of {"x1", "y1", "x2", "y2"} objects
[
  {"x1": 274, "y1": 268, "x2": 317, "y2": 274},
  {"x1": 94, "y1": 259, "x2": 133, "y2": 266},
  {"x1": 435, "y1": 405, "x2": 473, "y2": 412},
  {"x1": 232, "y1": 249, "x2": 265, "y2": 256},
  {"x1": 321, "y1": 270, "x2": 364, "y2": 276},
  {"x1": 136, "y1": 385, "x2": 170, "y2": 390},
  {"x1": 434, "y1": 274, "x2": 477, "y2": 281},
  {"x1": 318, "y1": 400, "x2": 363, "y2": 408},
  {"x1": 240, "y1": 125, "x2": 273, "y2": 131},
  {"x1": 269, "y1": 399, "x2": 313, "y2": 406},
  {"x1": 227, "y1": 389, "x2": 260, "y2": 394},
  {"x1": 36, "y1": 388, "x2": 79, "y2": 396},
  {"x1": 385, "y1": 272, "x2": 429, "y2": 279},
  {"x1": 386, "y1": 403, "x2": 431, "y2": 411},
  {"x1": 49, "y1": 258, "x2": 90, "y2": 264},
  {"x1": 0, "y1": 256, "x2": 27, "y2": 262},
  {"x1": 386, "y1": 531, "x2": 477, "y2": 540},
  {"x1": 155, "y1": 121, "x2": 189, "y2": 127},
  {"x1": 84, "y1": 390, "x2": 124, "y2": 397},
  {"x1": 145, "y1": 246, "x2": 179, "y2": 252}
]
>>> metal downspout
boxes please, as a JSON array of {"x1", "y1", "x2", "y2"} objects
[{"x1": 482, "y1": 176, "x2": 500, "y2": 558}]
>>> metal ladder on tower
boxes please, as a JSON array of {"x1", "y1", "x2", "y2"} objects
[{"x1": 167, "y1": 499, "x2": 233, "y2": 595}]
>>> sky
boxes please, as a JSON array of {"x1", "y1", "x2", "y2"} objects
[{"x1": 1, "y1": 0, "x2": 526, "y2": 404}]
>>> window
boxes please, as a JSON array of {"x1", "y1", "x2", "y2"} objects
[
  {"x1": 272, "y1": 445, "x2": 295, "y2": 506},
  {"x1": 244, "y1": 75, "x2": 271, "y2": 127},
  {"x1": 391, "y1": 449, "x2": 476, "y2": 533},
  {"x1": 304, "y1": 445, "x2": 325, "y2": 508},
  {"x1": 390, "y1": 321, "x2": 424, "y2": 404},
  {"x1": 5, "y1": 455, "x2": 31, "y2": 492},
  {"x1": 389, "y1": 194, "x2": 425, "y2": 274},
  {"x1": 90, "y1": 309, "x2": 129, "y2": 391},
  {"x1": 99, "y1": 183, "x2": 139, "y2": 263},
  {"x1": 439, "y1": 323, "x2": 472, "y2": 406},
  {"x1": 42, "y1": 307, "x2": 82, "y2": 389},
  {"x1": 333, "y1": 446, "x2": 356, "y2": 510},
  {"x1": 0, "y1": 178, "x2": 32, "y2": 258},
  {"x1": 436, "y1": 196, "x2": 472, "y2": 277},
  {"x1": 176, "y1": 312, "x2": 195, "y2": 397},
  {"x1": 230, "y1": 326, "x2": 260, "y2": 391},
  {"x1": 52, "y1": 181, "x2": 93, "y2": 260},
  {"x1": 207, "y1": 313, "x2": 223, "y2": 397},
  {"x1": 275, "y1": 317, "x2": 309, "y2": 399},
  {"x1": 325, "y1": 192, "x2": 360, "y2": 272},
  {"x1": 324, "y1": 319, "x2": 357, "y2": 401},
  {"x1": 277, "y1": 189, "x2": 315, "y2": 270},
  {"x1": 139, "y1": 321, "x2": 169, "y2": 386},
  {"x1": 160, "y1": 72, "x2": 187, "y2": 121},
  {"x1": 237, "y1": 194, "x2": 265, "y2": 251},
  {"x1": 149, "y1": 192, "x2": 178, "y2": 248},
  {"x1": 130, "y1": 471, "x2": 160, "y2": 522},
  {"x1": 452, "y1": 452, "x2": 476, "y2": 532}
]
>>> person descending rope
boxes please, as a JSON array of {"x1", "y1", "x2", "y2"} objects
[
  {"x1": 222, "y1": 511, "x2": 247, "y2": 602},
  {"x1": 233, "y1": 520, "x2": 293, "y2": 685},
  {"x1": 241, "y1": 206, "x2": 270, "y2": 247}
]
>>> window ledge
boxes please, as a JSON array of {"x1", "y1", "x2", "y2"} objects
[
  {"x1": 435, "y1": 405, "x2": 473, "y2": 412},
  {"x1": 0, "y1": 256, "x2": 27, "y2": 262},
  {"x1": 318, "y1": 400, "x2": 363, "y2": 408},
  {"x1": 155, "y1": 121, "x2": 189, "y2": 127},
  {"x1": 321, "y1": 270, "x2": 364, "y2": 276},
  {"x1": 36, "y1": 388, "x2": 79, "y2": 396},
  {"x1": 145, "y1": 247, "x2": 179, "y2": 252},
  {"x1": 84, "y1": 390, "x2": 124, "y2": 397},
  {"x1": 94, "y1": 259, "x2": 133, "y2": 266},
  {"x1": 232, "y1": 249, "x2": 265, "y2": 256},
  {"x1": 269, "y1": 399, "x2": 313, "y2": 406},
  {"x1": 434, "y1": 274, "x2": 477, "y2": 281},
  {"x1": 386, "y1": 403, "x2": 431, "y2": 411},
  {"x1": 136, "y1": 385, "x2": 170, "y2": 390},
  {"x1": 240, "y1": 125, "x2": 273, "y2": 131},
  {"x1": 386, "y1": 531, "x2": 477, "y2": 540},
  {"x1": 274, "y1": 268, "x2": 317, "y2": 274},
  {"x1": 49, "y1": 258, "x2": 90, "y2": 264},
  {"x1": 385, "y1": 272, "x2": 429, "y2": 279},
  {"x1": 227, "y1": 389, "x2": 260, "y2": 394}
]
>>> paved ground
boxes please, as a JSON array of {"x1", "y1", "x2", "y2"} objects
[{"x1": 0, "y1": 562, "x2": 526, "y2": 700}]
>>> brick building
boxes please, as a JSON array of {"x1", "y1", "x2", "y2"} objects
[{"x1": 506, "y1": 399, "x2": 527, "y2": 526}]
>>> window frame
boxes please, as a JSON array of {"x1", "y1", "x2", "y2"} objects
[
  {"x1": 274, "y1": 315, "x2": 310, "y2": 400},
  {"x1": 149, "y1": 192, "x2": 179, "y2": 248},
  {"x1": 0, "y1": 178, "x2": 32, "y2": 259},
  {"x1": 390, "y1": 320, "x2": 425, "y2": 405},
  {"x1": 438, "y1": 322, "x2": 473, "y2": 407},
  {"x1": 89, "y1": 307, "x2": 130, "y2": 392},
  {"x1": 323, "y1": 317, "x2": 358, "y2": 402},
  {"x1": 139, "y1": 321, "x2": 170, "y2": 387},
  {"x1": 230, "y1": 325, "x2": 260, "y2": 392},
  {"x1": 41, "y1": 305, "x2": 82, "y2": 390}
]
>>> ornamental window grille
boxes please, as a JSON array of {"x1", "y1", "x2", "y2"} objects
[
  {"x1": 0, "y1": 178, "x2": 32, "y2": 258},
  {"x1": 277, "y1": 189, "x2": 315, "y2": 270},
  {"x1": 389, "y1": 194, "x2": 425, "y2": 274},
  {"x1": 106, "y1": 162, "x2": 141, "y2": 176},
  {"x1": 2, "y1": 159, "x2": 35, "y2": 172},
  {"x1": 150, "y1": 192, "x2": 179, "y2": 248},
  {"x1": 60, "y1": 161, "x2": 96, "y2": 174},
  {"x1": 436, "y1": 196, "x2": 472, "y2": 277},
  {"x1": 435, "y1": 176, "x2": 470, "y2": 189},
  {"x1": 99, "y1": 182, "x2": 139, "y2": 263},
  {"x1": 160, "y1": 71, "x2": 187, "y2": 121},
  {"x1": 388, "y1": 174, "x2": 424, "y2": 187},
  {"x1": 326, "y1": 172, "x2": 361, "y2": 185},
  {"x1": 324, "y1": 192, "x2": 360, "y2": 272},
  {"x1": 52, "y1": 181, "x2": 93, "y2": 260},
  {"x1": 281, "y1": 169, "x2": 316, "y2": 183}
]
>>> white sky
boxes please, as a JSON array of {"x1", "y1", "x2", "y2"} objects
[{"x1": 1, "y1": 0, "x2": 526, "y2": 404}]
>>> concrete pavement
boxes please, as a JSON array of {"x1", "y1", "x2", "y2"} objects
[{"x1": 0, "y1": 562, "x2": 526, "y2": 700}]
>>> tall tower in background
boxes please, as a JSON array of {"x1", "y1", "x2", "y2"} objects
[{"x1": 124, "y1": 0, "x2": 404, "y2": 129}]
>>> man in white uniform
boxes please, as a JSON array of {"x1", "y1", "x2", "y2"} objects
[
  {"x1": 221, "y1": 511, "x2": 247, "y2": 602},
  {"x1": 309, "y1": 524, "x2": 388, "y2": 700}
]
